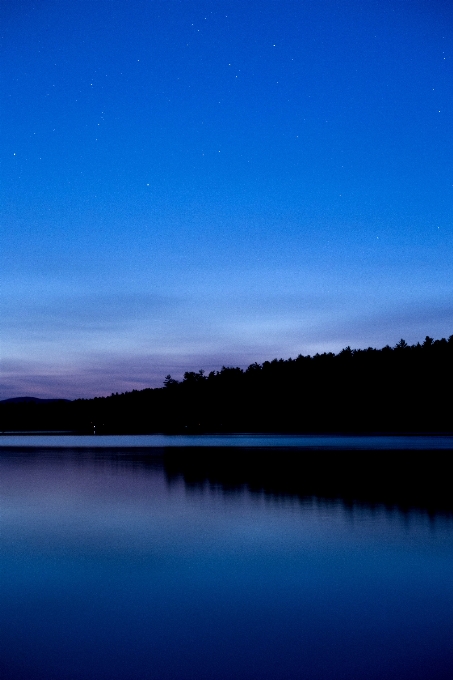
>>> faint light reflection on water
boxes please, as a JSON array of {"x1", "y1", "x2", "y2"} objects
[{"x1": 0, "y1": 448, "x2": 452, "y2": 680}]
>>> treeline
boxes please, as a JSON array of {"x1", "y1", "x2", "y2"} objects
[{"x1": 1, "y1": 334, "x2": 452, "y2": 433}]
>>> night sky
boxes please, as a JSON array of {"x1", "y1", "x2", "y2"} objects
[{"x1": 2, "y1": 0, "x2": 452, "y2": 399}]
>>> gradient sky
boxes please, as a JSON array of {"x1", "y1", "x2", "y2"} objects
[{"x1": 2, "y1": 0, "x2": 452, "y2": 398}]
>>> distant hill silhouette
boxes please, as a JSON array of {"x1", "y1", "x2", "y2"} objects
[
  {"x1": 0, "y1": 397, "x2": 71, "y2": 404},
  {"x1": 1, "y1": 333, "x2": 452, "y2": 433}
]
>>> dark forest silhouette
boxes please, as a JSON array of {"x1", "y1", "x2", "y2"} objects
[{"x1": 1, "y1": 334, "x2": 452, "y2": 433}]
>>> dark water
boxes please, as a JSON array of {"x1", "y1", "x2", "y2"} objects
[{"x1": 1, "y1": 446, "x2": 452, "y2": 680}]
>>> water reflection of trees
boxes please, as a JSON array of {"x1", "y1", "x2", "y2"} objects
[
  {"x1": 4, "y1": 446, "x2": 450, "y2": 517},
  {"x1": 162, "y1": 447, "x2": 453, "y2": 517}
]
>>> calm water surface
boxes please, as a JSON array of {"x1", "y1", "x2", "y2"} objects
[
  {"x1": 2, "y1": 432, "x2": 453, "y2": 448},
  {"x1": 1, "y1": 447, "x2": 452, "y2": 680}
]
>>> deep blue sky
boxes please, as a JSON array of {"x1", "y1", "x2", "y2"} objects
[{"x1": 2, "y1": 0, "x2": 452, "y2": 398}]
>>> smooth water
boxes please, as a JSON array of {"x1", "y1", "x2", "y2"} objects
[
  {"x1": 2, "y1": 432, "x2": 453, "y2": 449},
  {"x1": 1, "y1": 447, "x2": 452, "y2": 680}
]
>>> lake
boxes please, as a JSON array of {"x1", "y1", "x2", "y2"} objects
[
  {"x1": 2, "y1": 432, "x2": 453, "y2": 448},
  {"x1": 1, "y1": 437, "x2": 452, "y2": 679}
]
